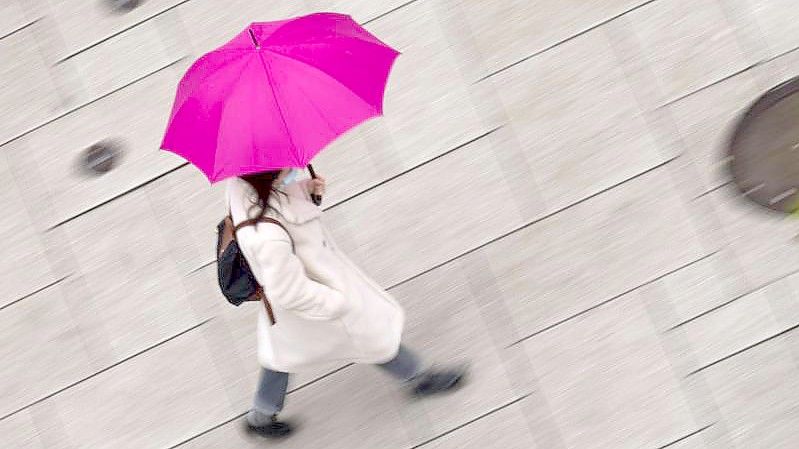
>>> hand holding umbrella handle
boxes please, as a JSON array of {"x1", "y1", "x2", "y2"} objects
[{"x1": 307, "y1": 164, "x2": 323, "y2": 206}]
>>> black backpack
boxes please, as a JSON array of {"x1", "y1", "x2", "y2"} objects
[{"x1": 216, "y1": 214, "x2": 295, "y2": 325}]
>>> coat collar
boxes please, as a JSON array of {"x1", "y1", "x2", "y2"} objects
[{"x1": 227, "y1": 177, "x2": 322, "y2": 225}]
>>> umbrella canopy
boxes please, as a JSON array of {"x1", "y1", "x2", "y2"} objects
[{"x1": 160, "y1": 12, "x2": 399, "y2": 183}]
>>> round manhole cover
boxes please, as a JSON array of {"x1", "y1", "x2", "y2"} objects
[
  {"x1": 80, "y1": 140, "x2": 123, "y2": 176},
  {"x1": 729, "y1": 75, "x2": 799, "y2": 214}
]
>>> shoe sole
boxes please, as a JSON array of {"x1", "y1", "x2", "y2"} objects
[
  {"x1": 243, "y1": 421, "x2": 293, "y2": 439},
  {"x1": 412, "y1": 370, "x2": 467, "y2": 397}
]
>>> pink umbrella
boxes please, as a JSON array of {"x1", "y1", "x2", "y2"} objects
[{"x1": 160, "y1": 12, "x2": 399, "y2": 183}]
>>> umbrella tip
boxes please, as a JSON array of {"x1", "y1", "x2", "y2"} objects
[{"x1": 247, "y1": 28, "x2": 260, "y2": 49}]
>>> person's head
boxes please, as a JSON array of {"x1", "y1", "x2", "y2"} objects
[{"x1": 240, "y1": 168, "x2": 297, "y2": 217}]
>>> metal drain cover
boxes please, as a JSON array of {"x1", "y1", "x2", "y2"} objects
[
  {"x1": 81, "y1": 140, "x2": 122, "y2": 176},
  {"x1": 729, "y1": 75, "x2": 799, "y2": 214}
]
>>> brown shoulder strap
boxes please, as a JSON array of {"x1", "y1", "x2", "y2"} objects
[
  {"x1": 233, "y1": 217, "x2": 261, "y2": 232},
  {"x1": 233, "y1": 216, "x2": 296, "y2": 254}
]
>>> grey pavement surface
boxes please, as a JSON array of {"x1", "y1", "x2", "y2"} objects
[{"x1": 2, "y1": 0, "x2": 799, "y2": 448}]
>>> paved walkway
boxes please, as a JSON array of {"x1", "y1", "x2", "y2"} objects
[{"x1": 3, "y1": 1, "x2": 799, "y2": 448}]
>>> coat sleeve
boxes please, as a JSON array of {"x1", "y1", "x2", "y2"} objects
[{"x1": 239, "y1": 225, "x2": 350, "y2": 321}]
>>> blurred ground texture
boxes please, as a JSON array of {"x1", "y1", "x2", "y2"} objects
[{"x1": 3, "y1": 0, "x2": 799, "y2": 448}]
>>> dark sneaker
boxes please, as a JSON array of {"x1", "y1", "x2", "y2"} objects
[
  {"x1": 244, "y1": 414, "x2": 293, "y2": 439},
  {"x1": 411, "y1": 365, "x2": 468, "y2": 397}
]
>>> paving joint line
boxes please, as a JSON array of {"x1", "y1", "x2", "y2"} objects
[
  {"x1": 387, "y1": 155, "x2": 680, "y2": 291},
  {"x1": 658, "y1": 64, "x2": 759, "y2": 109},
  {"x1": 768, "y1": 43, "x2": 799, "y2": 65},
  {"x1": 692, "y1": 181, "x2": 733, "y2": 200},
  {"x1": 0, "y1": 318, "x2": 211, "y2": 423},
  {"x1": 0, "y1": 276, "x2": 69, "y2": 313},
  {"x1": 47, "y1": 162, "x2": 190, "y2": 230},
  {"x1": 287, "y1": 363, "x2": 354, "y2": 394},
  {"x1": 0, "y1": 18, "x2": 40, "y2": 41},
  {"x1": 508, "y1": 251, "x2": 718, "y2": 347},
  {"x1": 655, "y1": 424, "x2": 714, "y2": 449},
  {"x1": 167, "y1": 363, "x2": 355, "y2": 448},
  {"x1": 687, "y1": 322, "x2": 799, "y2": 376},
  {"x1": 361, "y1": 0, "x2": 422, "y2": 25},
  {"x1": 54, "y1": 0, "x2": 194, "y2": 64},
  {"x1": 324, "y1": 126, "x2": 503, "y2": 211},
  {"x1": 188, "y1": 259, "x2": 215, "y2": 275},
  {"x1": 408, "y1": 393, "x2": 531, "y2": 449},
  {"x1": 0, "y1": 58, "x2": 185, "y2": 150},
  {"x1": 166, "y1": 409, "x2": 247, "y2": 449},
  {"x1": 668, "y1": 265, "x2": 799, "y2": 331},
  {"x1": 657, "y1": 43, "x2": 799, "y2": 110},
  {"x1": 475, "y1": 0, "x2": 660, "y2": 83},
  {"x1": 475, "y1": 2, "x2": 799, "y2": 109}
]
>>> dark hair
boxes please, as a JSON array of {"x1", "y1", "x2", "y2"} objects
[{"x1": 240, "y1": 170, "x2": 287, "y2": 218}]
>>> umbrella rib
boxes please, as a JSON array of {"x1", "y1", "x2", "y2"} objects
[
  {"x1": 170, "y1": 51, "x2": 251, "y2": 120},
  {"x1": 256, "y1": 51, "x2": 302, "y2": 166},
  {"x1": 291, "y1": 73, "x2": 340, "y2": 141},
  {"x1": 265, "y1": 38, "x2": 397, "y2": 108},
  {"x1": 211, "y1": 57, "x2": 260, "y2": 180},
  {"x1": 265, "y1": 36, "x2": 391, "y2": 57}
]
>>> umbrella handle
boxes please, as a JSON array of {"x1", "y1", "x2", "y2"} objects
[{"x1": 307, "y1": 164, "x2": 322, "y2": 206}]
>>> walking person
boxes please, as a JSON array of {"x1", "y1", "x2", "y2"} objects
[
  {"x1": 158, "y1": 15, "x2": 460, "y2": 438},
  {"x1": 227, "y1": 168, "x2": 467, "y2": 438}
]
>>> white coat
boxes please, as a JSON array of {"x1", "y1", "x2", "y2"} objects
[{"x1": 225, "y1": 176, "x2": 405, "y2": 373}]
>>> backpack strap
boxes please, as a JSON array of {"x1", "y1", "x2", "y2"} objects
[
  {"x1": 229, "y1": 215, "x2": 293, "y2": 326},
  {"x1": 233, "y1": 216, "x2": 296, "y2": 254}
]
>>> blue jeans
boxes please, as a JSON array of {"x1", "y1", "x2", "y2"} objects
[{"x1": 253, "y1": 345, "x2": 422, "y2": 415}]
